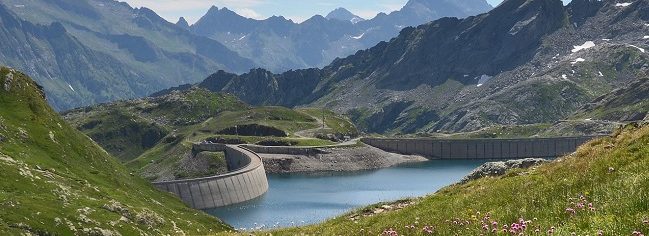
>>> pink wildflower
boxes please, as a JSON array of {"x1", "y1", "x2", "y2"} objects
[
  {"x1": 381, "y1": 228, "x2": 398, "y2": 236},
  {"x1": 566, "y1": 208, "x2": 577, "y2": 215},
  {"x1": 422, "y1": 225, "x2": 434, "y2": 235}
]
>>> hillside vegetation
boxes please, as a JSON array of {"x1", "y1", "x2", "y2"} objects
[
  {"x1": 64, "y1": 91, "x2": 359, "y2": 181},
  {"x1": 63, "y1": 88, "x2": 249, "y2": 162},
  {"x1": 0, "y1": 67, "x2": 231, "y2": 234},
  {"x1": 260, "y1": 122, "x2": 649, "y2": 235}
]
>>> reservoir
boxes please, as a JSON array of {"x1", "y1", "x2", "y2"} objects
[{"x1": 205, "y1": 159, "x2": 487, "y2": 230}]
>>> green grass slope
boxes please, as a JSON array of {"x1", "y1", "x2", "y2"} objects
[
  {"x1": 63, "y1": 88, "x2": 249, "y2": 162},
  {"x1": 126, "y1": 106, "x2": 359, "y2": 181},
  {"x1": 65, "y1": 91, "x2": 359, "y2": 181},
  {"x1": 573, "y1": 78, "x2": 649, "y2": 121},
  {"x1": 0, "y1": 67, "x2": 231, "y2": 234},
  {"x1": 266, "y1": 123, "x2": 649, "y2": 235}
]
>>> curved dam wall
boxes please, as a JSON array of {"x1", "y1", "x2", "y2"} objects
[
  {"x1": 153, "y1": 145, "x2": 269, "y2": 209},
  {"x1": 362, "y1": 136, "x2": 601, "y2": 159}
]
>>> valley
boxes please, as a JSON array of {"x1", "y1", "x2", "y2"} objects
[{"x1": 0, "y1": 0, "x2": 648, "y2": 235}]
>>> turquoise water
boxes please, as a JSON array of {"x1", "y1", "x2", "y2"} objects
[{"x1": 205, "y1": 160, "x2": 487, "y2": 230}]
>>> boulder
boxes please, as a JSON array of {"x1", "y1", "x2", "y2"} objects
[{"x1": 460, "y1": 158, "x2": 549, "y2": 184}]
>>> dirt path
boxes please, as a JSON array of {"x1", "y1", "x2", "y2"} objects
[{"x1": 293, "y1": 111, "x2": 331, "y2": 138}]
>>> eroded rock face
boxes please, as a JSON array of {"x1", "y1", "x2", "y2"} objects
[
  {"x1": 460, "y1": 158, "x2": 549, "y2": 184},
  {"x1": 4, "y1": 72, "x2": 14, "y2": 92}
]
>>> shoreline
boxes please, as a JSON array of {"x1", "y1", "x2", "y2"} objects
[{"x1": 259, "y1": 144, "x2": 429, "y2": 174}]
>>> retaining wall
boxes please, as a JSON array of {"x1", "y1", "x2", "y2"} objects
[
  {"x1": 153, "y1": 145, "x2": 269, "y2": 209},
  {"x1": 362, "y1": 136, "x2": 602, "y2": 159},
  {"x1": 240, "y1": 144, "x2": 324, "y2": 156}
]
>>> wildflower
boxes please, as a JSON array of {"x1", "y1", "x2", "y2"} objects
[
  {"x1": 597, "y1": 230, "x2": 603, "y2": 236},
  {"x1": 381, "y1": 228, "x2": 398, "y2": 236},
  {"x1": 422, "y1": 225, "x2": 434, "y2": 235},
  {"x1": 566, "y1": 208, "x2": 577, "y2": 215},
  {"x1": 632, "y1": 231, "x2": 644, "y2": 236},
  {"x1": 643, "y1": 219, "x2": 649, "y2": 225}
]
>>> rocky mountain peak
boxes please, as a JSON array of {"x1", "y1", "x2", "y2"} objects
[
  {"x1": 326, "y1": 7, "x2": 365, "y2": 23},
  {"x1": 176, "y1": 17, "x2": 189, "y2": 29}
]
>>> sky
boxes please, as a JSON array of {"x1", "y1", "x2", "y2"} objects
[{"x1": 121, "y1": 0, "x2": 566, "y2": 24}]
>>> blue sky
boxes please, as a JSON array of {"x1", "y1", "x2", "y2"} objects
[{"x1": 121, "y1": 0, "x2": 567, "y2": 24}]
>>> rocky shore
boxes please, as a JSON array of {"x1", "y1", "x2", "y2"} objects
[{"x1": 259, "y1": 145, "x2": 428, "y2": 173}]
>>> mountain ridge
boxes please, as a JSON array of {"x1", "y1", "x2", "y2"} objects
[
  {"x1": 190, "y1": 0, "x2": 494, "y2": 71},
  {"x1": 326, "y1": 7, "x2": 365, "y2": 24},
  {"x1": 157, "y1": 0, "x2": 649, "y2": 134},
  {"x1": 0, "y1": 0, "x2": 255, "y2": 111}
]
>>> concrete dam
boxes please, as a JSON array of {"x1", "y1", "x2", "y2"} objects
[
  {"x1": 361, "y1": 136, "x2": 601, "y2": 159},
  {"x1": 153, "y1": 136, "x2": 601, "y2": 209},
  {"x1": 153, "y1": 145, "x2": 269, "y2": 209}
]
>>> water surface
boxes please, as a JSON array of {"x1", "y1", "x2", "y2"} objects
[{"x1": 205, "y1": 160, "x2": 487, "y2": 230}]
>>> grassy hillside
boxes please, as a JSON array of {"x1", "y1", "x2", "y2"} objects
[
  {"x1": 263, "y1": 122, "x2": 649, "y2": 235},
  {"x1": 63, "y1": 88, "x2": 249, "y2": 162},
  {"x1": 572, "y1": 78, "x2": 649, "y2": 121},
  {"x1": 125, "y1": 106, "x2": 359, "y2": 181},
  {"x1": 64, "y1": 92, "x2": 359, "y2": 181},
  {"x1": 0, "y1": 67, "x2": 232, "y2": 234}
]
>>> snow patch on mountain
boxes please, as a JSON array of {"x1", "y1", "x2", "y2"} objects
[
  {"x1": 476, "y1": 75, "x2": 492, "y2": 87},
  {"x1": 571, "y1": 58, "x2": 586, "y2": 64},
  {"x1": 352, "y1": 33, "x2": 365, "y2": 40},
  {"x1": 572, "y1": 41, "x2": 595, "y2": 53},
  {"x1": 628, "y1": 45, "x2": 646, "y2": 53}
]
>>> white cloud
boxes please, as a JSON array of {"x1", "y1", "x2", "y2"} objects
[{"x1": 236, "y1": 8, "x2": 263, "y2": 19}]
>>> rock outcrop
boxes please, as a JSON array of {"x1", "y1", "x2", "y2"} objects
[{"x1": 460, "y1": 158, "x2": 549, "y2": 184}]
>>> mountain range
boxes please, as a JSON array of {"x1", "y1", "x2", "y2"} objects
[
  {"x1": 0, "y1": 0, "x2": 255, "y2": 111},
  {"x1": 0, "y1": 0, "x2": 494, "y2": 111},
  {"x1": 189, "y1": 0, "x2": 493, "y2": 72},
  {"x1": 160, "y1": 0, "x2": 649, "y2": 134}
]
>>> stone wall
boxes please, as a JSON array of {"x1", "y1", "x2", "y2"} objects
[
  {"x1": 153, "y1": 145, "x2": 269, "y2": 209},
  {"x1": 362, "y1": 136, "x2": 602, "y2": 159}
]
